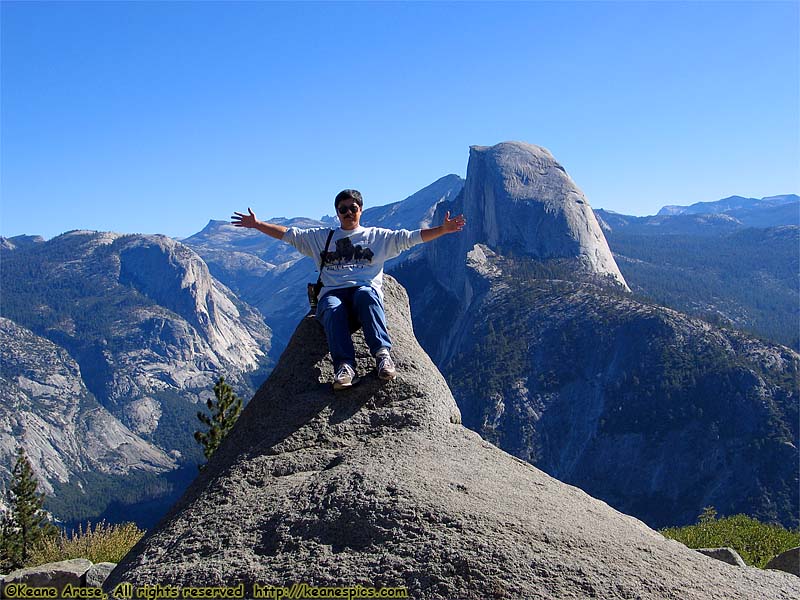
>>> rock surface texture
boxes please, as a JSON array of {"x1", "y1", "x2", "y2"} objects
[
  {"x1": 85, "y1": 562, "x2": 118, "y2": 588},
  {"x1": 0, "y1": 559, "x2": 118, "y2": 595},
  {"x1": 105, "y1": 278, "x2": 799, "y2": 599}
]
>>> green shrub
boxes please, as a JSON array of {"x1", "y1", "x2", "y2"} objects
[
  {"x1": 28, "y1": 521, "x2": 145, "y2": 567},
  {"x1": 660, "y1": 507, "x2": 800, "y2": 568}
]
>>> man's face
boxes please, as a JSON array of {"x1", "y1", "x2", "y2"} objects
[{"x1": 336, "y1": 200, "x2": 361, "y2": 230}]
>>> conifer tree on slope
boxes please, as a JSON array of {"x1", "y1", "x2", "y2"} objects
[
  {"x1": 194, "y1": 376, "x2": 243, "y2": 469},
  {"x1": 1, "y1": 447, "x2": 57, "y2": 569}
]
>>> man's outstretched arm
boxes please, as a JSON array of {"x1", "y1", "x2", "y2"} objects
[
  {"x1": 421, "y1": 211, "x2": 466, "y2": 242},
  {"x1": 231, "y1": 208, "x2": 287, "y2": 240}
]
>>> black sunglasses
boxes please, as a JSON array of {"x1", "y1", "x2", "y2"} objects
[{"x1": 338, "y1": 204, "x2": 359, "y2": 215}]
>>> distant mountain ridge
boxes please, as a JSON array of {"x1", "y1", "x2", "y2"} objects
[
  {"x1": 592, "y1": 193, "x2": 798, "y2": 349},
  {"x1": 595, "y1": 209, "x2": 744, "y2": 236},
  {"x1": 597, "y1": 194, "x2": 798, "y2": 235},
  {"x1": 658, "y1": 194, "x2": 798, "y2": 216},
  {"x1": 601, "y1": 223, "x2": 799, "y2": 349}
]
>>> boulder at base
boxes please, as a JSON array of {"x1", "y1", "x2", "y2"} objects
[
  {"x1": 2, "y1": 558, "x2": 92, "y2": 595},
  {"x1": 766, "y1": 547, "x2": 800, "y2": 577},
  {"x1": 697, "y1": 548, "x2": 747, "y2": 568}
]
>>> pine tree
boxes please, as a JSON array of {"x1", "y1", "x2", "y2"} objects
[
  {"x1": 0, "y1": 447, "x2": 57, "y2": 569},
  {"x1": 194, "y1": 376, "x2": 243, "y2": 469}
]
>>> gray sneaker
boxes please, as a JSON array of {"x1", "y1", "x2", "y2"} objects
[
  {"x1": 376, "y1": 350, "x2": 397, "y2": 381},
  {"x1": 333, "y1": 363, "x2": 357, "y2": 390}
]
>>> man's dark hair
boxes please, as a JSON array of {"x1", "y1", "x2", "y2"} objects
[{"x1": 334, "y1": 189, "x2": 363, "y2": 210}]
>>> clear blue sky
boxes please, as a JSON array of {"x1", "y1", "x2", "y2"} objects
[{"x1": 2, "y1": 1, "x2": 798, "y2": 240}]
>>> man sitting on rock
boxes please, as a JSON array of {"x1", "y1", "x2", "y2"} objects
[{"x1": 231, "y1": 189, "x2": 465, "y2": 390}]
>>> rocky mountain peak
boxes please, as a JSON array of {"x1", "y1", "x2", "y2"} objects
[
  {"x1": 105, "y1": 277, "x2": 797, "y2": 599},
  {"x1": 117, "y1": 234, "x2": 214, "y2": 323},
  {"x1": 114, "y1": 233, "x2": 269, "y2": 370},
  {"x1": 5, "y1": 234, "x2": 46, "y2": 249},
  {"x1": 360, "y1": 174, "x2": 465, "y2": 231},
  {"x1": 427, "y1": 141, "x2": 629, "y2": 295}
]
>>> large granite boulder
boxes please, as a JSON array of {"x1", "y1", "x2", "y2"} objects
[
  {"x1": 2, "y1": 558, "x2": 92, "y2": 596},
  {"x1": 105, "y1": 277, "x2": 798, "y2": 599},
  {"x1": 766, "y1": 547, "x2": 800, "y2": 577},
  {"x1": 697, "y1": 547, "x2": 747, "y2": 567}
]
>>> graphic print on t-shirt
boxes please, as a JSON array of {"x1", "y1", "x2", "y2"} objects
[{"x1": 321, "y1": 236, "x2": 374, "y2": 271}]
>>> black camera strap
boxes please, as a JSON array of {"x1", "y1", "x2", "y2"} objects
[{"x1": 316, "y1": 229, "x2": 335, "y2": 287}]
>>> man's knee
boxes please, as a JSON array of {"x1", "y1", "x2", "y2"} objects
[
  {"x1": 353, "y1": 285, "x2": 380, "y2": 307},
  {"x1": 316, "y1": 294, "x2": 344, "y2": 321},
  {"x1": 318, "y1": 292, "x2": 344, "y2": 309}
]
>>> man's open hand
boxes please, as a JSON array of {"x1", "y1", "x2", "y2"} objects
[
  {"x1": 231, "y1": 208, "x2": 258, "y2": 228},
  {"x1": 441, "y1": 211, "x2": 466, "y2": 234},
  {"x1": 420, "y1": 211, "x2": 466, "y2": 243}
]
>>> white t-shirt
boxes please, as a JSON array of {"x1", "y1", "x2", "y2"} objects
[{"x1": 282, "y1": 225, "x2": 423, "y2": 300}]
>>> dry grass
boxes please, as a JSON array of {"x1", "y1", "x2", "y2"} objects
[{"x1": 28, "y1": 520, "x2": 145, "y2": 566}]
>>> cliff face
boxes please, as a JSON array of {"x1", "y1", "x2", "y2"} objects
[
  {"x1": 427, "y1": 142, "x2": 629, "y2": 300},
  {"x1": 1, "y1": 231, "x2": 273, "y2": 411},
  {"x1": 182, "y1": 216, "x2": 329, "y2": 355},
  {"x1": 105, "y1": 277, "x2": 799, "y2": 600},
  {"x1": 0, "y1": 318, "x2": 176, "y2": 495},
  {"x1": 114, "y1": 234, "x2": 271, "y2": 382},
  {"x1": 0, "y1": 231, "x2": 273, "y2": 524}
]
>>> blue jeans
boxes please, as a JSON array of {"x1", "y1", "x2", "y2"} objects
[{"x1": 316, "y1": 286, "x2": 392, "y2": 369}]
